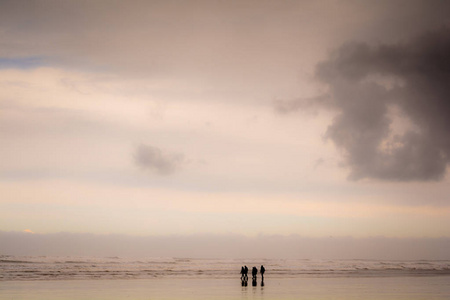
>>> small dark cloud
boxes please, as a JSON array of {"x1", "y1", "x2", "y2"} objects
[
  {"x1": 134, "y1": 144, "x2": 184, "y2": 176},
  {"x1": 280, "y1": 27, "x2": 450, "y2": 181}
]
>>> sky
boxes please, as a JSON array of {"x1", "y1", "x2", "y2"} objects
[{"x1": 1, "y1": 0, "x2": 450, "y2": 258}]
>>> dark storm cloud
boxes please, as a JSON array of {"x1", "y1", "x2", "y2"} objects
[
  {"x1": 280, "y1": 27, "x2": 450, "y2": 181},
  {"x1": 134, "y1": 144, "x2": 184, "y2": 175}
]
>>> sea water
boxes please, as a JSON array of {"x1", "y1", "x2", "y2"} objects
[
  {"x1": 2, "y1": 255, "x2": 450, "y2": 280},
  {"x1": 1, "y1": 256, "x2": 450, "y2": 299}
]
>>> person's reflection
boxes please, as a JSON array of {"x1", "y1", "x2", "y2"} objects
[{"x1": 241, "y1": 277, "x2": 248, "y2": 286}]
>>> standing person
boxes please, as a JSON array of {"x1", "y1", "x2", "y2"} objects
[
  {"x1": 240, "y1": 266, "x2": 247, "y2": 286},
  {"x1": 260, "y1": 265, "x2": 265, "y2": 280},
  {"x1": 244, "y1": 265, "x2": 248, "y2": 280},
  {"x1": 251, "y1": 267, "x2": 258, "y2": 286},
  {"x1": 252, "y1": 266, "x2": 257, "y2": 279}
]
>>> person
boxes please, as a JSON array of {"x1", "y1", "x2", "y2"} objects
[
  {"x1": 252, "y1": 266, "x2": 257, "y2": 279},
  {"x1": 241, "y1": 267, "x2": 246, "y2": 286},
  {"x1": 244, "y1": 265, "x2": 248, "y2": 280},
  {"x1": 251, "y1": 266, "x2": 258, "y2": 286},
  {"x1": 260, "y1": 265, "x2": 265, "y2": 280}
]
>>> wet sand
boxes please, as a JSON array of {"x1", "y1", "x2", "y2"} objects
[{"x1": 1, "y1": 276, "x2": 450, "y2": 300}]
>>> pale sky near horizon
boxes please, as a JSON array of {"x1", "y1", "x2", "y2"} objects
[{"x1": 1, "y1": 0, "x2": 450, "y2": 240}]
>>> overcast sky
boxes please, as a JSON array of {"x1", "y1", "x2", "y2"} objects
[{"x1": 1, "y1": 0, "x2": 450, "y2": 257}]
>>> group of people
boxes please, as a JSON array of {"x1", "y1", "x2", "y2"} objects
[{"x1": 240, "y1": 265, "x2": 265, "y2": 286}]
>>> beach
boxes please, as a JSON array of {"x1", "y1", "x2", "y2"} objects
[
  {"x1": 2, "y1": 276, "x2": 450, "y2": 300},
  {"x1": 2, "y1": 256, "x2": 450, "y2": 299}
]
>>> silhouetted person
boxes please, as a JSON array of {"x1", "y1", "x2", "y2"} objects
[
  {"x1": 260, "y1": 265, "x2": 265, "y2": 280},
  {"x1": 252, "y1": 266, "x2": 257, "y2": 280},
  {"x1": 244, "y1": 265, "x2": 248, "y2": 280},
  {"x1": 240, "y1": 266, "x2": 248, "y2": 286}
]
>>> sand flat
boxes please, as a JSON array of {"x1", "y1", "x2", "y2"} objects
[{"x1": 1, "y1": 276, "x2": 450, "y2": 300}]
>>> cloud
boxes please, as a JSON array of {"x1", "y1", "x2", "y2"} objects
[
  {"x1": 134, "y1": 144, "x2": 184, "y2": 175},
  {"x1": 280, "y1": 27, "x2": 450, "y2": 181},
  {"x1": 0, "y1": 56, "x2": 47, "y2": 69},
  {"x1": 22, "y1": 229, "x2": 35, "y2": 234}
]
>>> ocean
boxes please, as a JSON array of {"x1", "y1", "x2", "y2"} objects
[
  {"x1": 2, "y1": 255, "x2": 450, "y2": 280},
  {"x1": 2, "y1": 255, "x2": 450, "y2": 299}
]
